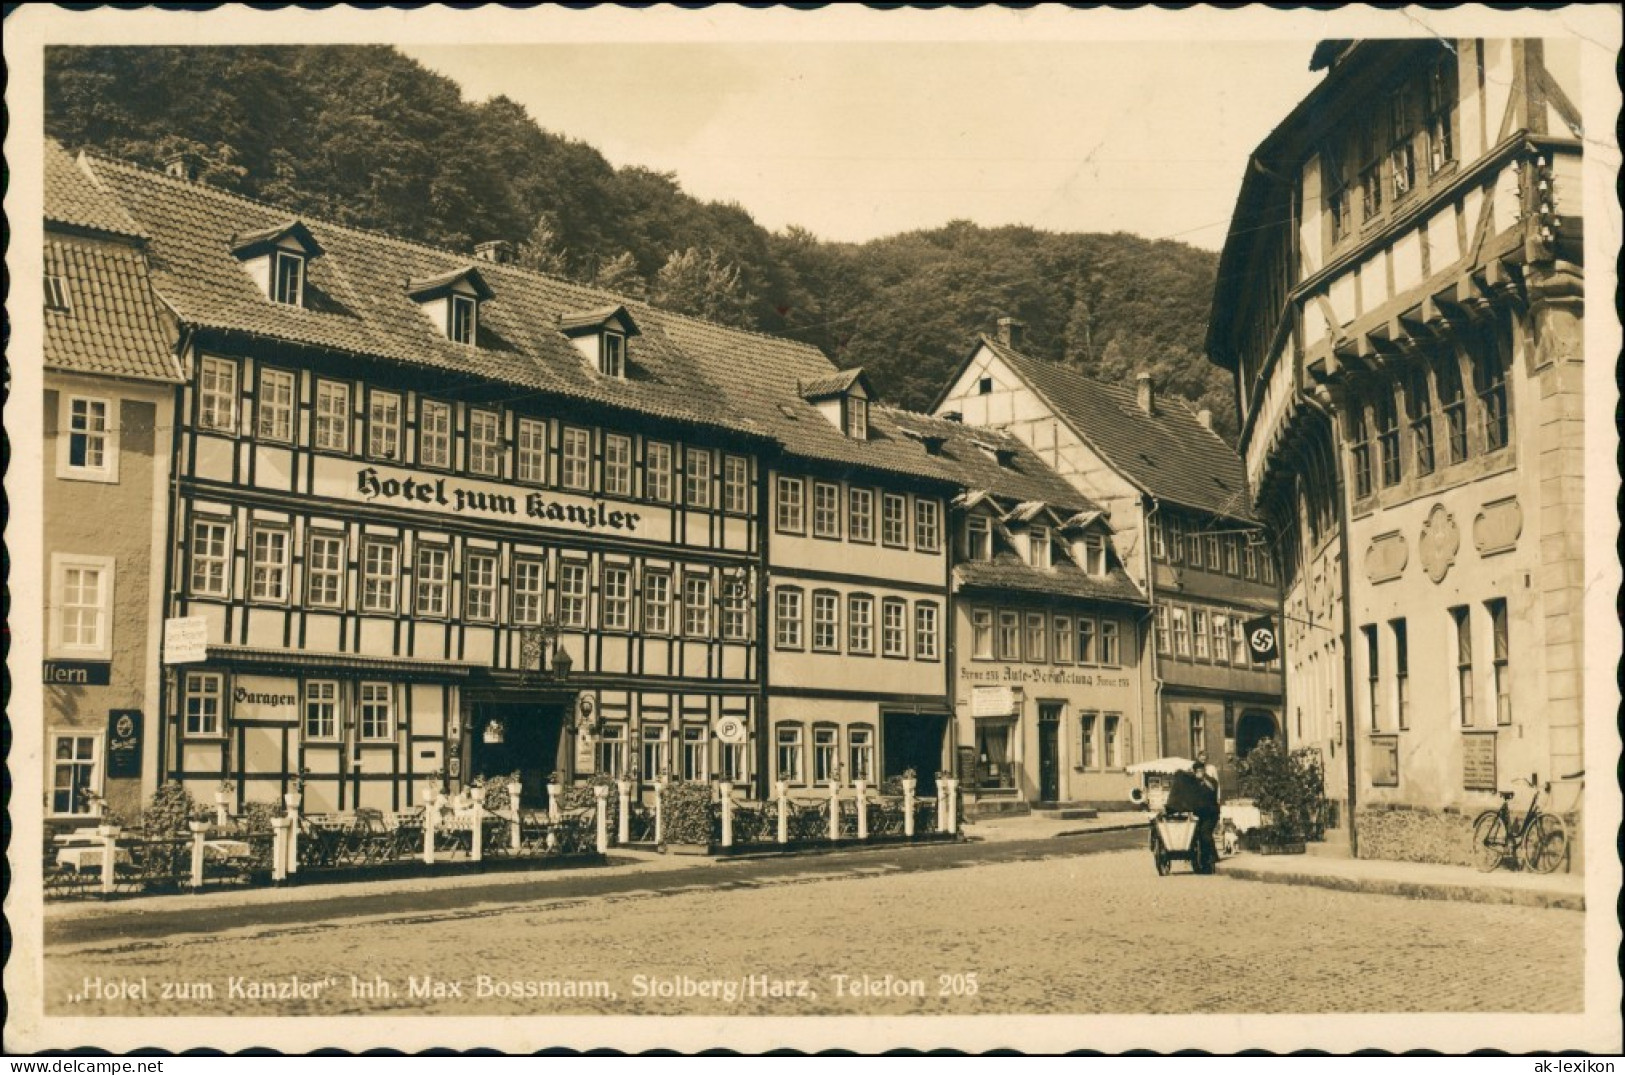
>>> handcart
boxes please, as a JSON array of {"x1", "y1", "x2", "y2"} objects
[{"x1": 1150, "y1": 811, "x2": 1216, "y2": 876}]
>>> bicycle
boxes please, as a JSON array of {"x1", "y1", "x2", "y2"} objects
[{"x1": 1471, "y1": 771, "x2": 1576, "y2": 874}]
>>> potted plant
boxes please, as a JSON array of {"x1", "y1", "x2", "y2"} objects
[
  {"x1": 1235, "y1": 741, "x2": 1326, "y2": 855},
  {"x1": 284, "y1": 768, "x2": 309, "y2": 811},
  {"x1": 188, "y1": 803, "x2": 214, "y2": 835},
  {"x1": 215, "y1": 779, "x2": 235, "y2": 807},
  {"x1": 86, "y1": 791, "x2": 124, "y2": 838},
  {"x1": 661, "y1": 779, "x2": 715, "y2": 855}
]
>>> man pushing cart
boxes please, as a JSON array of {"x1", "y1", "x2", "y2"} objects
[{"x1": 1149, "y1": 759, "x2": 1221, "y2": 875}]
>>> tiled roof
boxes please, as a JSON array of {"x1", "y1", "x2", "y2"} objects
[
  {"x1": 798, "y1": 367, "x2": 867, "y2": 401},
  {"x1": 976, "y1": 335, "x2": 1256, "y2": 522},
  {"x1": 44, "y1": 141, "x2": 146, "y2": 239},
  {"x1": 406, "y1": 266, "x2": 494, "y2": 301},
  {"x1": 44, "y1": 238, "x2": 183, "y2": 383},
  {"x1": 85, "y1": 154, "x2": 774, "y2": 441},
  {"x1": 955, "y1": 555, "x2": 1147, "y2": 606}
]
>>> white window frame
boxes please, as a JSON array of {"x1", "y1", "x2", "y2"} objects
[
  {"x1": 198, "y1": 356, "x2": 239, "y2": 434},
  {"x1": 272, "y1": 249, "x2": 306, "y2": 306},
  {"x1": 414, "y1": 545, "x2": 451, "y2": 618},
  {"x1": 467, "y1": 408, "x2": 503, "y2": 478},
  {"x1": 915, "y1": 498, "x2": 941, "y2": 553},
  {"x1": 882, "y1": 494, "x2": 908, "y2": 548},
  {"x1": 604, "y1": 434, "x2": 634, "y2": 497},
  {"x1": 597, "y1": 723, "x2": 628, "y2": 778},
  {"x1": 641, "y1": 724, "x2": 670, "y2": 783},
  {"x1": 813, "y1": 482, "x2": 842, "y2": 539},
  {"x1": 48, "y1": 732, "x2": 102, "y2": 818},
  {"x1": 915, "y1": 602, "x2": 940, "y2": 662},
  {"x1": 881, "y1": 598, "x2": 908, "y2": 658},
  {"x1": 777, "y1": 725, "x2": 804, "y2": 784},
  {"x1": 558, "y1": 561, "x2": 590, "y2": 629},
  {"x1": 183, "y1": 671, "x2": 226, "y2": 737},
  {"x1": 304, "y1": 679, "x2": 341, "y2": 741},
  {"x1": 643, "y1": 570, "x2": 672, "y2": 635},
  {"x1": 359, "y1": 682, "x2": 395, "y2": 741},
  {"x1": 685, "y1": 447, "x2": 713, "y2": 509},
  {"x1": 1100, "y1": 619, "x2": 1122, "y2": 668},
  {"x1": 50, "y1": 553, "x2": 114, "y2": 659},
  {"x1": 966, "y1": 515, "x2": 992, "y2": 561},
  {"x1": 846, "y1": 395, "x2": 869, "y2": 440},
  {"x1": 419, "y1": 400, "x2": 453, "y2": 469},
  {"x1": 812, "y1": 590, "x2": 840, "y2": 652},
  {"x1": 56, "y1": 394, "x2": 118, "y2": 483},
  {"x1": 313, "y1": 379, "x2": 351, "y2": 453},
  {"x1": 517, "y1": 418, "x2": 548, "y2": 484},
  {"x1": 681, "y1": 724, "x2": 709, "y2": 782},
  {"x1": 848, "y1": 487, "x2": 874, "y2": 544},
  {"x1": 813, "y1": 726, "x2": 840, "y2": 785},
  {"x1": 776, "y1": 476, "x2": 806, "y2": 534},
  {"x1": 512, "y1": 557, "x2": 547, "y2": 626},
  {"x1": 256, "y1": 368, "x2": 296, "y2": 445},
  {"x1": 645, "y1": 442, "x2": 674, "y2": 502},
  {"x1": 602, "y1": 564, "x2": 633, "y2": 632},
  {"x1": 600, "y1": 332, "x2": 626, "y2": 378},
  {"x1": 1025, "y1": 612, "x2": 1047, "y2": 664},
  {"x1": 1193, "y1": 609, "x2": 1211, "y2": 661},
  {"x1": 368, "y1": 390, "x2": 403, "y2": 461},
  {"x1": 1078, "y1": 616, "x2": 1098, "y2": 664},
  {"x1": 1083, "y1": 533, "x2": 1107, "y2": 576},
  {"x1": 848, "y1": 726, "x2": 875, "y2": 783},
  {"x1": 721, "y1": 578, "x2": 751, "y2": 642},
  {"x1": 449, "y1": 293, "x2": 478, "y2": 346},
  {"x1": 683, "y1": 573, "x2": 713, "y2": 638},
  {"x1": 723, "y1": 455, "x2": 750, "y2": 515},
  {"x1": 1029, "y1": 525, "x2": 1051, "y2": 569},
  {"x1": 361, "y1": 539, "x2": 399, "y2": 615},
  {"x1": 848, "y1": 593, "x2": 875, "y2": 655},
  {"x1": 997, "y1": 610, "x2": 1021, "y2": 661},
  {"x1": 464, "y1": 550, "x2": 500, "y2": 623},
  {"x1": 190, "y1": 517, "x2": 233, "y2": 599},
  {"x1": 249, "y1": 527, "x2": 291, "y2": 604},
  {"x1": 561, "y1": 427, "x2": 593, "y2": 491},
  {"x1": 776, "y1": 587, "x2": 805, "y2": 650},
  {"x1": 306, "y1": 531, "x2": 346, "y2": 610},
  {"x1": 1053, "y1": 615, "x2": 1075, "y2": 665},
  {"x1": 971, "y1": 607, "x2": 994, "y2": 660}
]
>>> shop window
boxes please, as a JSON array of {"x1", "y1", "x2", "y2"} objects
[
  {"x1": 976, "y1": 722, "x2": 1014, "y2": 790},
  {"x1": 50, "y1": 733, "x2": 101, "y2": 816}
]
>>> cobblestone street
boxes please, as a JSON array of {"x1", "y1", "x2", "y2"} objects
[{"x1": 46, "y1": 848, "x2": 1582, "y2": 1017}]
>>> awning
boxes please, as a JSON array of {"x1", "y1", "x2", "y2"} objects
[{"x1": 1126, "y1": 756, "x2": 1198, "y2": 776}]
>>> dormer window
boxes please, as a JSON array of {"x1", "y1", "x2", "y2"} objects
[
  {"x1": 800, "y1": 367, "x2": 876, "y2": 440},
  {"x1": 1029, "y1": 525, "x2": 1051, "y2": 569},
  {"x1": 846, "y1": 396, "x2": 868, "y2": 440},
  {"x1": 408, "y1": 266, "x2": 494, "y2": 347},
  {"x1": 1083, "y1": 533, "x2": 1108, "y2": 577},
  {"x1": 231, "y1": 220, "x2": 323, "y2": 308},
  {"x1": 966, "y1": 515, "x2": 992, "y2": 562},
  {"x1": 560, "y1": 305, "x2": 640, "y2": 380}
]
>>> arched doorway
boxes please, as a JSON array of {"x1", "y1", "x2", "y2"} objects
[{"x1": 1236, "y1": 710, "x2": 1279, "y2": 759}]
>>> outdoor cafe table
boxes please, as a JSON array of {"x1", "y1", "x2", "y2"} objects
[
  {"x1": 56, "y1": 844, "x2": 132, "y2": 871},
  {"x1": 204, "y1": 839, "x2": 252, "y2": 860}
]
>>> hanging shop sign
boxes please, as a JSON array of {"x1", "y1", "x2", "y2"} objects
[
  {"x1": 44, "y1": 660, "x2": 111, "y2": 685},
  {"x1": 106, "y1": 710, "x2": 143, "y2": 778},
  {"x1": 716, "y1": 716, "x2": 748, "y2": 744}
]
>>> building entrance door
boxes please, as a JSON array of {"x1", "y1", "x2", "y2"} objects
[
  {"x1": 882, "y1": 712, "x2": 948, "y2": 796},
  {"x1": 1236, "y1": 710, "x2": 1279, "y2": 760},
  {"x1": 472, "y1": 703, "x2": 566, "y2": 807},
  {"x1": 1037, "y1": 704, "x2": 1061, "y2": 802}
]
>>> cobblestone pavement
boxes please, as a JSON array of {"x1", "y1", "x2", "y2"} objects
[{"x1": 46, "y1": 849, "x2": 1581, "y2": 1017}]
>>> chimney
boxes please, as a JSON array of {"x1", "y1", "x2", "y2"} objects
[
  {"x1": 164, "y1": 151, "x2": 203, "y2": 183},
  {"x1": 475, "y1": 240, "x2": 515, "y2": 265},
  {"x1": 1136, "y1": 372, "x2": 1156, "y2": 415},
  {"x1": 1197, "y1": 408, "x2": 1213, "y2": 430},
  {"x1": 996, "y1": 316, "x2": 1025, "y2": 350}
]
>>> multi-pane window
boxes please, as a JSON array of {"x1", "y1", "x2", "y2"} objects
[
  {"x1": 65, "y1": 397, "x2": 112, "y2": 476},
  {"x1": 813, "y1": 727, "x2": 839, "y2": 784},
  {"x1": 812, "y1": 591, "x2": 840, "y2": 652},
  {"x1": 848, "y1": 488, "x2": 874, "y2": 543},
  {"x1": 1167, "y1": 517, "x2": 1184, "y2": 564},
  {"x1": 597, "y1": 724, "x2": 627, "y2": 778},
  {"x1": 1187, "y1": 526, "x2": 1205, "y2": 569},
  {"x1": 882, "y1": 494, "x2": 908, "y2": 548},
  {"x1": 1104, "y1": 714, "x2": 1121, "y2": 769},
  {"x1": 361, "y1": 540, "x2": 399, "y2": 614},
  {"x1": 314, "y1": 380, "x2": 350, "y2": 453},
  {"x1": 881, "y1": 599, "x2": 908, "y2": 657},
  {"x1": 646, "y1": 442, "x2": 673, "y2": 502},
  {"x1": 257, "y1": 369, "x2": 295, "y2": 443},
  {"x1": 684, "y1": 448, "x2": 712, "y2": 508},
  {"x1": 997, "y1": 611, "x2": 1021, "y2": 661},
  {"x1": 643, "y1": 571, "x2": 671, "y2": 635},
  {"x1": 468, "y1": 409, "x2": 502, "y2": 477},
  {"x1": 1171, "y1": 606, "x2": 1191, "y2": 658},
  {"x1": 1029, "y1": 525, "x2": 1051, "y2": 569},
  {"x1": 1243, "y1": 542, "x2": 1259, "y2": 580},
  {"x1": 250, "y1": 528, "x2": 290, "y2": 602},
  {"x1": 1100, "y1": 619, "x2": 1121, "y2": 667},
  {"x1": 449, "y1": 294, "x2": 477, "y2": 346},
  {"x1": 966, "y1": 515, "x2": 992, "y2": 561},
  {"x1": 915, "y1": 602, "x2": 940, "y2": 661},
  {"x1": 1053, "y1": 615, "x2": 1074, "y2": 664},
  {"x1": 465, "y1": 551, "x2": 499, "y2": 622},
  {"x1": 1357, "y1": 115, "x2": 1383, "y2": 222},
  {"x1": 1192, "y1": 609, "x2": 1211, "y2": 660},
  {"x1": 512, "y1": 558, "x2": 546, "y2": 626},
  {"x1": 272, "y1": 251, "x2": 305, "y2": 306},
  {"x1": 1260, "y1": 550, "x2": 1277, "y2": 585},
  {"x1": 813, "y1": 482, "x2": 841, "y2": 538},
  {"x1": 681, "y1": 725, "x2": 708, "y2": 782},
  {"x1": 1206, "y1": 534, "x2": 1222, "y2": 571},
  {"x1": 915, "y1": 499, "x2": 941, "y2": 553},
  {"x1": 1350, "y1": 403, "x2": 1374, "y2": 500},
  {"x1": 599, "y1": 333, "x2": 625, "y2": 378},
  {"x1": 1084, "y1": 533, "x2": 1108, "y2": 576},
  {"x1": 55, "y1": 559, "x2": 110, "y2": 653},
  {"x1": 183, "y1": 672, "x2": 224, "y2": 736},
  {"x1": 1150, "y1": 515, "x2": 1167, "y2": 561},
  {"x1": 1080, "y1": 712, "x2": 1098, "y2": 769},
  {"x1": 1188, "y1": 710, "x2": 1206, "y2": 759},
  {"x1": 558, "y1": 562, "x2": 589, "y2": 628},
  {"x1": 561, "y1": 427, "x2": 592, "y2": 490},
  {"x1": 199, "y1": 357, "x2": 238, "y2": 433},
  {"x1": 1393, "y1": 619, "x2": 1410, "y2": 731},
  {"x1": 849, "y1": 727, "x2": 875, "y2": 783},
  {"x1": 1363, "y1": 625, "x2": 1381, "y2": 731},
  {"x1": 415, "y1": 545, "x2": 450, "y2": 617},
  {"x1": 1154, "y1": 606, "x2": 1170, "y2": 655},
  {"x1": 1376, "y1": 389, "x2": 1402, "y2": 487},
  {"x1": 1078, "y1": 616, "x2": 1097, "y2": 664},
  {"x1": 683, "y1": 574, "x2": 712, "y2": 638},
  {"x1": 1388, "y1": 85, "x2": 1416, "y2": 200},
  {"x1": 517, "y1": 418, "x2": 548, "y2": 484},
  {"x1": 1488, "y1": 598, "x2": 1510, "y2": 726},
  {"x1": 724, "y1": 455, "x2": 749, "y2": 514},
  {"x1": 1474, "y1": 333, "x2": 1510, "y2": 452},
  {"x1": 369, "y1": 390, "x2": 402, "y2": 461},
  {"x1": 420, "y1": 400, "x2": 452, "y2": 469},
  {"x1": 775, "y1": 587, "x2": 804, "y2": 649},
  {"x1": 641, "y1": 726, "x2": 669, "y2": 783},
  {"x1": 307, "y1": 533, "x2": 345, "y2": 609},
  {"x1": 1436, "y1": 353, "x2": 1469, "y2": 464},
  {"x1": 718, "y1": 737, "x2": 747, "y2": 784},
  {"x1": 51, "y1": 735, "x2": 99, "y2": 816},
  {"x1": 777, "y1": 476, "x2": 806, "y2": 533},
  {"x1": 1451, "y1": 605, "x2": 1474, "y2": 726},
  {"x1": 777, "y1": 726, "x2": 804, "y2": 783},
  {"x1": 1425, "y1": 52, "x2": 1457, "y2": 174},
  {"x1": 304, "y1": 680, "x2": 340, "y2": 740},
  {"x1": 845, "y1": 396, "x2": 869, "y2": 440},
  {"x1": 1212, "y1": 614, "x2": 1230, "y2": 666},
  {"x1": 721, "y1": 578, "x2": 750, "y2": 641},
  {"x1": 1232, "y1": 617, "x2": 1249, "y2": 666},
  {"x1": 848, "y1": 594, "x2": 874, "y2": 655},
  {"x1": 1405, "y1": 367, "x2": 1435, "y2": 476},
  {"x1": 972, "y1": 608, "x2": 994, "y2": 659},
  {"x1": 603, "y1": 434, "x2": 634, "y2": 497},
  {"x1": 359, "y1": 682, "x2": 394, "y2": 740}
]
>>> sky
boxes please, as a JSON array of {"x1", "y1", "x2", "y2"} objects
[{"x1": 400, "y1": 42, "x2": 1326, "y2": 251}]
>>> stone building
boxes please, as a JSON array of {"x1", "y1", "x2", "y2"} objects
[
  {"x1": 933, "y1": 326, "x2": 1283, "y2": 797},
  {"x1": 1206, "y1": 39, "x2": 1585, "y2": 863},
  {"x1": 42, "y1": 141, "x2": 183, "y2": 827}
]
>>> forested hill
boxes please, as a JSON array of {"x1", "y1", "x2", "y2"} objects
[{"x1": 46, "y1": 45, "x2": 1233, "y2": 438}]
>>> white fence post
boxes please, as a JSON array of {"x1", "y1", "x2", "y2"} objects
[
  {"x1": 903, "y1": 777, "x2": 917, "y2": 837},
  {"x1": 937, "y1": 782, "x2": 950, "y2": 834},
  {"x1": 547, "y1": 782, "x2": 562, "y2": 852},
  {"x1": 616, "y1": 779, "x2": 631, "y2": 846},
  {"x1": 720, "y1": 782, "x2": 734, "y2": 848},
  {"x1": 215, "y1": 793, "x2": 231, "y2": 828},
  {"x1": 654, "y1": 779, "x2": 666, "y2": 846},
  {"x1": 855, "y1": 780, "x2": 868, "y2": 840},
  {"x1": 508, "y1": 783, "x2": 523, "y2": 852},
  {"x1": 827, "y1": 782, "x2": 840, "y2": 842},
  {"x1": 593, "y1": 785, "x2": 609, "y2": 854},
  {"x1": 471, "y1": 800, "x2": 484, "y2": 863},
  {"x1": 284, "y1": 793, "x2": 301, "y2": 875},
  {"x1": 775, "y1": 781, "x2": 789, "y2": 844},
  {"x1": 271, "y1": 817, "x2": 290, "y2": 882},
  {"x1": 945, "y1": 778, "x2": 959, "y2": 835},
  {"x1": 423, "y1": 800, "x2": 437, "y2": 865},
  {"x1": 190, "y1": 826, "x2": 207, "y2": 889},
  {"x1": 100, "y1": 830, "x2": 118, "y2": 896}
]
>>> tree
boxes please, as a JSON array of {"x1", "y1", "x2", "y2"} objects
[
  {"x1": 592, "y1": 251, "x2": 647, "y2": 299},
  {"x1": 650, "y1": 247, "x2": 755, "y2": 327},
  {"x1": 516, "y1": 216, "x2": 573, "y2": 278}
]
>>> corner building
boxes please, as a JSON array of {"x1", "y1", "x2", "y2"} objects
[
  {"x1": 91, "y1": 154, "x2": 770, "y2": 811},
  {"x1": 1207, "y1": 39, "x2": 1585, "y2": 863}
]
